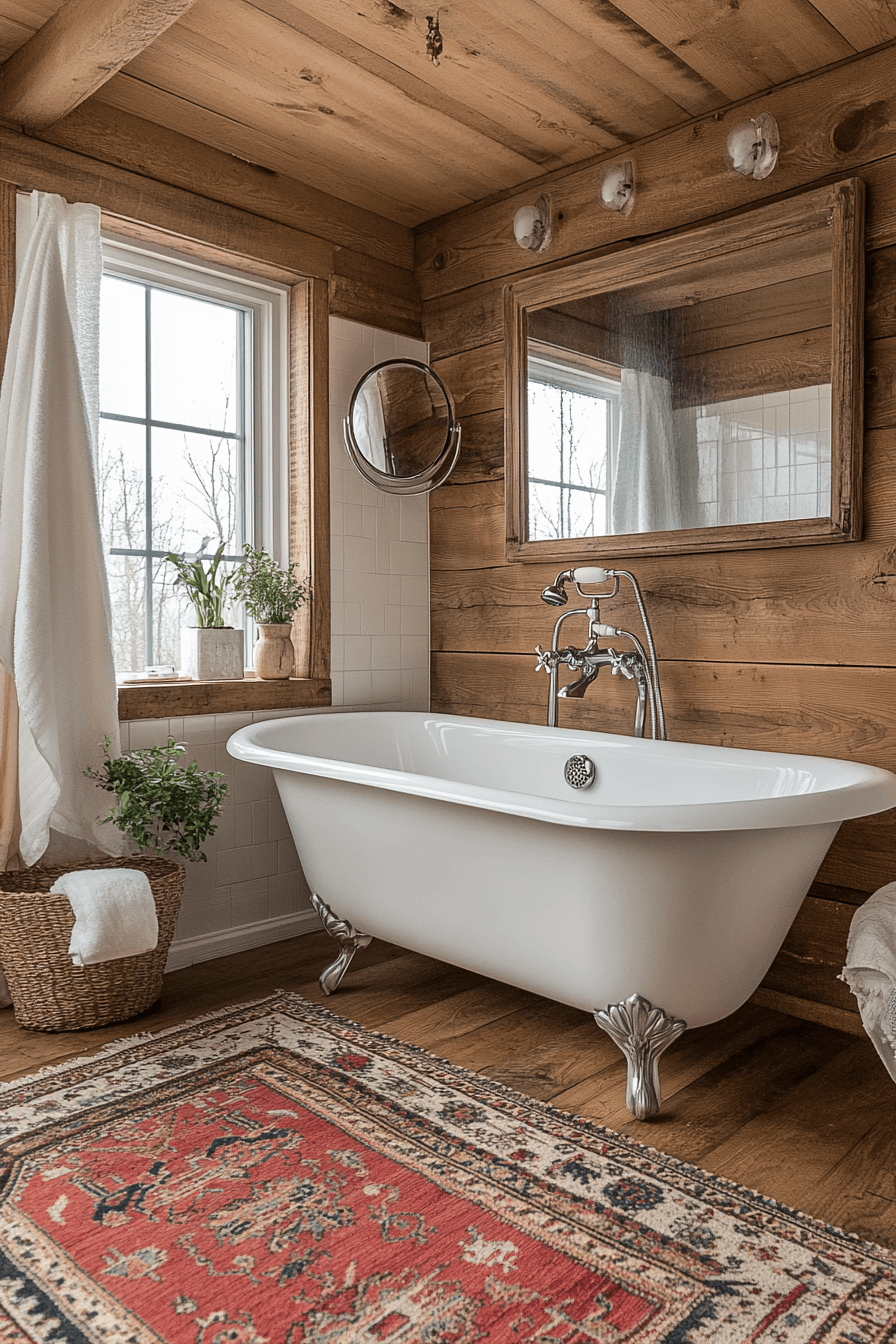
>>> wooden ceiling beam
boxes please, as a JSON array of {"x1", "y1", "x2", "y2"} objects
[{"x1": 0, "y1": 0, "x2": 200, "y2": 130}]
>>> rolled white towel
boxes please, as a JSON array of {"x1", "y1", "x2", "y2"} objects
[
  {"x1": 49, "y1": 868, "x2": 158, "y2": 967},
  {"x1": 840, "y1": 880, "x2": 896, "y2": 1082}
]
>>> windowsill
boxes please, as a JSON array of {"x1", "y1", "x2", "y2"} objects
[{"x1": 118, "y1": 675, "x2": 331, "y2": 721}]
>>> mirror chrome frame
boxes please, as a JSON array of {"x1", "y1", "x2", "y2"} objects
[{"x1": 343, "y1": 358, "x2": 462, "y2": 495}]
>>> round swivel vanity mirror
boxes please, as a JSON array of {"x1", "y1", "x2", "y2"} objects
[{"x1": 343, "y1": 359, "x2": 461, "y2": 495}]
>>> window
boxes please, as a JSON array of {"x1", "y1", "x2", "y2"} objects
[
  {"x1": 527, "y1": 344, "x2": 620, "y2": 542},
  {"x1": 98, "y1": 237, "x2": 289, "y2": 676}
]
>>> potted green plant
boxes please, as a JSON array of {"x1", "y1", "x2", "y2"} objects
[
  {"x1": 166, "y1": 539, "x2": 244, "y2": 681},
  {"x1": 87, "y1": 735, "x2": 228, "y2": 864},
  {"x1": 231, "y1": 544, "x2": 308, "y2": 679}
]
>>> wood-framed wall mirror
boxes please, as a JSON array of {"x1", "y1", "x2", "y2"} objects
[{"x1": 504, "y1": 178, "x2": 865, "y2": 562}]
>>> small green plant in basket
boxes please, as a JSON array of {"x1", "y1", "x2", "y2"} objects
[
  {"x1": 231, "y1": 544, "x2": 307, "y2": 624},
  {"x1": 86, "y1": 737, "x2": 228, "y2": 863}
]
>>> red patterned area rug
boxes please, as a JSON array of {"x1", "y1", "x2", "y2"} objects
[{"x1": 0, "y1": 994, "x2": 893, "y2": 1344}]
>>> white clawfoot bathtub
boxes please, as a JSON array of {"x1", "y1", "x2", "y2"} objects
[{"x1": 228, "y1": 712, "x2": 896, "y2": 1117}]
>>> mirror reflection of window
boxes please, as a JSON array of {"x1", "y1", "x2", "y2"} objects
[{"x1": 527, "y1": 345, "x2": 619, "y2": 541}]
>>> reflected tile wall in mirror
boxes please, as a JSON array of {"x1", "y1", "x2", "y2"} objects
[{"x1": 696, "y1": 384, "x2": 832, "y2": 527}]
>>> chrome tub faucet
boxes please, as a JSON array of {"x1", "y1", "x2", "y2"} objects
[{"x1": 534, "y1": 566, "x2": 667, "y2": 739}]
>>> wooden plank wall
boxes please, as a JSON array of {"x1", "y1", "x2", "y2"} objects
[
  {"x1": 0, "y1": 98, "x2": 422, "y2": 337},
  {"x1": 672, "y1": 271, "x2": 831, "y2": 406},
  {"x1": 420, "y1": 45, "x2": 896, "y2": 1032}
]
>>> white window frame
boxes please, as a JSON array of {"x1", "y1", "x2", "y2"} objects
[{"x1": 100, "y1": 232, "x2": 290, "y2": 670}]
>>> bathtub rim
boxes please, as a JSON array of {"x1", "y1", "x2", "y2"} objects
[{"x1": 226, "y1": 711, "x2": 896, "y2": 834}]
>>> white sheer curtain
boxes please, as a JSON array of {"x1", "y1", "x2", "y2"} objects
[
  {"x1": 0, "y1": 669, "x2": 19, "y2": 870},
  {"x1": 0, "y1": 192, "x2": 126, "y2": 866},
  {"x1": 611, "y1": 367, "x2": 697, "y2": 534}
]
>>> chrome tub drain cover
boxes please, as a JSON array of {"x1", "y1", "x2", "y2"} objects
[{"x1": 564, "y1": 754, "x2": 596, "y2": 789}]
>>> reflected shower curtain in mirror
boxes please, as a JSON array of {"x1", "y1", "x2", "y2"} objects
[
  {"x1": 611, "y1": 368, "x2": 698, "y2": 534},
  {"x1": 0, "y1": 192, "x2": 126, "y2": 866},
  {"x1": 354, "y1": 381, "x2": 388, "y2": 471}
]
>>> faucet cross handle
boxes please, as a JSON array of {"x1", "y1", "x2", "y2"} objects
[
  {"x1": 608, "y1": 648, "x2": 636, "y2": 680},
  {"x1": 534, "y1": 644, "x2": 559, "y2": 674}
]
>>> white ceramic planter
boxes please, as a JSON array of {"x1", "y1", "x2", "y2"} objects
[{"x1": 180, "y1": 627, "x2": 244, "y2": 681}]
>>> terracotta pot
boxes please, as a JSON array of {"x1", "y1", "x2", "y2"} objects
[{"x1": 253, "y1": 623, "x2": 295, "y2": 679}]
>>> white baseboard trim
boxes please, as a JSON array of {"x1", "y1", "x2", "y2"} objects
[{"x1": 165, "y1": 909, "x2": 321, "y2": 972}]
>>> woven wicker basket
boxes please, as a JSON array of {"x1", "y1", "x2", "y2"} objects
[{"x1": 0, "y1": 856, "x2": 185, "y2": 1032}]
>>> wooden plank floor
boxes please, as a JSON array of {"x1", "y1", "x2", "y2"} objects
[{"x1": 1, "y1": 931, "x2": 895, "y2": 1249}]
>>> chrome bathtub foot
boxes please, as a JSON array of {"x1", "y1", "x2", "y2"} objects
[
  {"x1": 593, "y1": 993, "x2": 687, "y2": 1121},
  {"x1": 310, "y1": 893, "x2": 373, "y2": 995}
]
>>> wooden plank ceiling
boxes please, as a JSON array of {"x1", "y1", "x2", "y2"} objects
[{"x1": 0, "y1": 0, "x2": 894, "y2": 228}]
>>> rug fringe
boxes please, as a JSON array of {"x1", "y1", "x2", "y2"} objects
[{"x1": 0, "y1": 993, "x2": 292, "y2": 1093}]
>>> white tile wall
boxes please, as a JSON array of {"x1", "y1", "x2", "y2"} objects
[
  {"x1": 328, "y1": 316, "x2": 430, "y2": 711},
  {"x1": 120, "y1": 317, "x2": 431, "y2": 968},
  {"x1": 120, "y1": 709, "x2": 318, "y2": 968},
  {"x1": 695, "y1": 384, "x2": 832, "y2": 528}
]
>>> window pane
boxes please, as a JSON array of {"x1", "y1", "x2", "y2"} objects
[
  {"x1": 100, "y1": 277, "x2": 145, "y2": 418},
  {"x1": 528, "y1": 481, "x2": 607, "y2": 541},
  {"x1": 565, "y1": 395, "x2": 609, "y2": 490},
  {"x1": 106, "y1": 554, "x2": 146, "y2": 674},
  {"x1": 151, "y1": 427, "x2": 242, "y2": 555},
  {"x1": 528, "y1": 382, "x2": 563, "y2": 481},
  {"x1": 527, "y1": 369, "x2": 612, "y2": 541},
  {"x1": 528, "y1": 382, "x2": 611, "y2": 494},
  {"x1": 529, "y1": 482, "x2": 563, "y2": 541},
  {"x1": 98, "y1": 419, "x2": 146, "y2": 552},
  {"x1": 151, "y1": 289, "x2": 241, "y2": 433},
  {"x1": 569, "y1": 487, "x2": 607, "y2": 537},
  {"x1": 152, "y1": 554, "x2": 195, "y2": 668}
]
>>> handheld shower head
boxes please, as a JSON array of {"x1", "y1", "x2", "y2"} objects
[
  {"x1": 540, "y1": 570, "x2": 574, "y2": 606},
  {"x1": 542, "y1": 567, "x2": 616, "y2": 606},
  {"x1": 574, "y1": 566, "x2": 611, "y2": 585}
]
